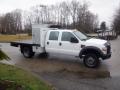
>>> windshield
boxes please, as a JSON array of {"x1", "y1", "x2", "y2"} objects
[{"x1": 74, "y1": 31, "x2": 88, "y2": 41}]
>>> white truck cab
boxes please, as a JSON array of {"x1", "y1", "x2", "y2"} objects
[{"x1": 11, "y1": 24, "x2": 111, "y2": 68}]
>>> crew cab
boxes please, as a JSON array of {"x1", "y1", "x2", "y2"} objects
[{"x1": 11, "y1": 24, "x2": 111, "y2": 68}]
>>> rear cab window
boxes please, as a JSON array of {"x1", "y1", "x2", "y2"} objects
[{"x1": 49, "y1": 31, "x2": 59, "y2": 41}]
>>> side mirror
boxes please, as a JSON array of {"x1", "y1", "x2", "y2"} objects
[{"x1": 70, "y1": 37, "x2": 79, "y2": 43}]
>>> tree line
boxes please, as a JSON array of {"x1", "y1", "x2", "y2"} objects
[
  {"x1": 0, "y1": 0, "x2": 120, "y2": 35},
  {"x1": 23, "y1": 1, "x2": 99, "y2": 33}
]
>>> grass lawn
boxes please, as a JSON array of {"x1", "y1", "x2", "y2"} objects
[
  {"x1": 0, "y1": 34, "x2": 32, "y2": 42},
  {"x1": 0, "y1": 63, "x2": 52, "y2": 90}
]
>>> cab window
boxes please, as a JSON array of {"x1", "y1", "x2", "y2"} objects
[
  {"x1": 61, "y1": 32, "x2": 77, "y2": 41},
  {"x1": 49, "y1": 31, "x2": 59, "y2": 40}
]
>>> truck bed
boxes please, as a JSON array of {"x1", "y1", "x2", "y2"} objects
[{"x1": 10, "y1": 40, "x2": 40, "y2": 47}]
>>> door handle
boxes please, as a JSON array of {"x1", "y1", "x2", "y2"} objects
[
  {"x1": 47, "y1": 42, "x2": 49, "y2": 45},
  {"x1": 59, "y1": 42, "x2": 62, "y2": 46}
]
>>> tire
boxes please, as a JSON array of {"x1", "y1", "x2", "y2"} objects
[
  {"x1": 22, "y1": 47, "x2": 35, "y2": 58},
  {"x1": 83, "y1": 54, "x2": 100, "y2": 68}
]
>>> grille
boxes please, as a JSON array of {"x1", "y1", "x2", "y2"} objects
[{"x1": 107, "y1": 45, "x2": 111, "y2": 54}]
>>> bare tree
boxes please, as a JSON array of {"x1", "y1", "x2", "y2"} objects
[
  {"x1": 1, "y1": 13, "x2": 15, "y2": 34},
  {"x1": 12, "y1": 9, "x2": 22, "y2": 33},
  {"x1": 112, "y1": 5, "x2": 120, "y2": 35},
  {"x1": 69, "y1": 0, "x2": 80, "y2": 28},
  {"x1": 76, "y1": 2, "x2": 99, "y2": 33},
  {"x1": 0, "y1": 9, "x2": 22, "y2": 34}
]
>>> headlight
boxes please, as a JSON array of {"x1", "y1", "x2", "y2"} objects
[
  {"x1": 104, "y1": 42, "x2": 111, "y2": 47},
  {"x1": 102, "y1": 47, "x2": 107, "y2": 51},
  {"x1": 103, "y1": 42, "x2": 111, "y2": 55},
  {"x1": 102, "y1": 47, "x2": 107, "y2": 54}
]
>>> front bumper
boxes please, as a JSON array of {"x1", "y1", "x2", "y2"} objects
[{"x1": 102, "y1": 53, "x2": 111, "y2": 60}]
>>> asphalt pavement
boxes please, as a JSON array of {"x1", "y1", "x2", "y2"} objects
[{"x1": 0, "y1": 37, "x2": 120, "y2": 90}]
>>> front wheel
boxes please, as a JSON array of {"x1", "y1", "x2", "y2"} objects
[{"x1": 83, "y1": 54, "x2": 100, "y2": 68}]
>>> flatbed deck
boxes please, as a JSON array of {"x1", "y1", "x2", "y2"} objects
[{"x1": 10, "y1": 40, "x2": 40, "y2": 47}]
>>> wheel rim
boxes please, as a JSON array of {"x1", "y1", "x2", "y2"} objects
[{"x1": 86, "y1": 57, "x2": 96, "y2": 67}]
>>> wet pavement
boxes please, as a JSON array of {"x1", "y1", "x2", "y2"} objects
[{"x1": 0, "y1": 37, "x2": 120, "y2": 90}]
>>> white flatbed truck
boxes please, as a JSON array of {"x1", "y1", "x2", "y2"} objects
[{"x1": 11, "y1": 24, "x2": 111, "y2": 68}]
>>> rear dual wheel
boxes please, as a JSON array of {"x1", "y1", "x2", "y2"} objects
[
  {"x1": 39, "y1": 52, "x2": 48, "y2": 58},
  {"x1": 22, "y1": 47, "x2": 35, "y2": 58}
]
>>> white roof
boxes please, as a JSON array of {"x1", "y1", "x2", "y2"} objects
[{"x1": 49, "y1": 29, "x2": 77, "y2": 32}]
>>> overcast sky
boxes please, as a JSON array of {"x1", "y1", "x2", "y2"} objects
[{"x1": 0, "y1": 0, "x2": 120, "y2": 25}]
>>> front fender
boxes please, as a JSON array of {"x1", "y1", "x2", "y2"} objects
[{"x1": 79, "y1": 46, "x2": 103, "y2": 58}]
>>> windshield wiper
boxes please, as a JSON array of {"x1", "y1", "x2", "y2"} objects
[
  {"x1": 81, "y1": 39, "x2": 87, "y2": 41},
  {"x1": 81, "y1": 37, "x2": 90, "y2": 41}
]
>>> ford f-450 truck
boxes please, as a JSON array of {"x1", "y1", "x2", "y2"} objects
[{"x1": 11, "y1": 24, "x2": 111, "y2": 68}]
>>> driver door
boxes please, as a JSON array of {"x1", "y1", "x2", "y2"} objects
[{"x1": 58, "y1": 32, "x2": 81, "y2": 56}]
